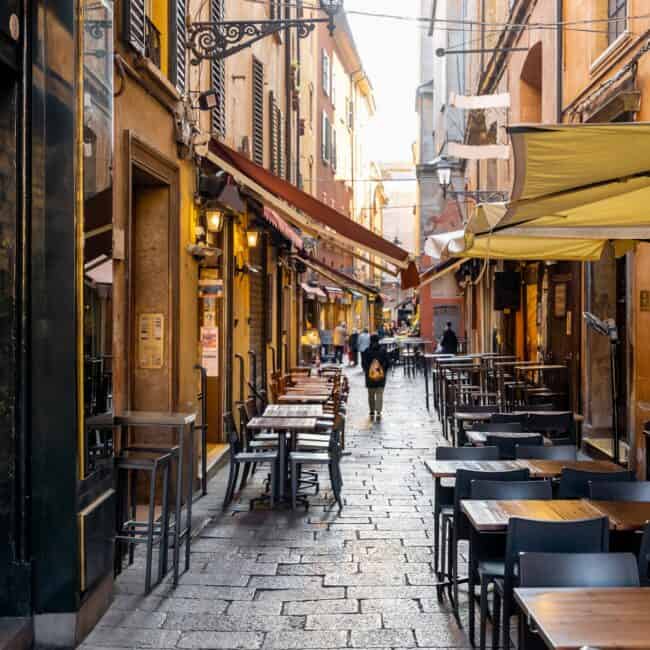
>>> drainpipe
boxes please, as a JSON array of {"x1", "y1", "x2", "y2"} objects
[
  {"x1": 556, "y1": 0, "x2": 563, "y2": 122},
  {"x1": 285, "y1": 1, "x2": 292, "y2": 181},
  {"x1": 224, "y1": 218, "x2": 235, "y2": 413}
]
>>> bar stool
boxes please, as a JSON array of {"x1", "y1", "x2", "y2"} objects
[{"x1": 115, "y1": 449, "x2": 172, "y2": 594}]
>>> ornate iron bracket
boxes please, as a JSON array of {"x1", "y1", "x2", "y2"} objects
[{"x1": 188, "y1": 18, "x2": 333, "y2": 63}]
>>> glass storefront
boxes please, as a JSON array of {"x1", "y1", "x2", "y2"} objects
[{"x1": 82, "y1": 0, "x2": 114, "y2": 476}]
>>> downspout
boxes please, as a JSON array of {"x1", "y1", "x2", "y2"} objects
[
  {"x1": 285, "y1": 1, "x2": 292, "y2": 181},
  {"x1": 224, "y1": 218, "x2": 235, "y2": 413},
  {"x1": 556, "y1": 0, "x2": 563, "y2": 122},
  {"x1": 295, "y1": 3, "x2": 301, "y2": 186},
  {"x1": 18, "y1": 0, "x2": 31, "y2": 567}
]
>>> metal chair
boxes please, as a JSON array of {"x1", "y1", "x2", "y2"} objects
[
  {"x1": 467, "y1": 422, "x2": 524, "y2": 432},
  {"x1": 115, "y1": 449, "x2": 172, "y2": 594},
  {"x1": 222, "y1": 412, "x2": 278, "y2": 510},
  {"x1": 290, "y1": 427, "x2": 343, "y2": 511},
  {"x1": 447, "y1": 468, "x2": 530, "y2": 625},
  {"x1": 493, "y1": 517, "x2": 609, "y2": 650},
  {"x1": 515, "y1": 444, "x2": 577, "y2": 460},
  {"x1": 486, "y1": 434, "x2": 543, "y2": 460},
  {"x1": 433, "y1": 446, "x2": 500, "y2": 585},
  {"x1": 519, "y1": 551, "x2": 640, "y2": 588},
  {"x1": 589, "y1": 480, "x2": 650, "y2": 501},
  {"x1": 557, "y1": 468, "x2": 635, "y2": 499},
  {"x1": 469, "y1": 480, "x2": 552, "y2": 650}
]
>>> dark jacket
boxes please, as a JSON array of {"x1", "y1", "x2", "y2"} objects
[
  {"x1": 440, "y1": 329, "x2": 459, "y2": 354},
  {"x1": 349, "y1": 332, "x2": 359, "y2": 351},
  {"x1": 362, "y1": 344, "x2": 390, "y2": 388}
]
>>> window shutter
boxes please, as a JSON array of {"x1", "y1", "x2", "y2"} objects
[
  {"x1": 123, "y1": 0, "x2": 146, "y2": 55},
  {"x1": 331, "y1": 128, "x2": 337, "y2": 172},
  {"x1": 211, "y1": 0, "x2": 226, "y2": 136},
  {"x1": 322, "y1": 50, "x2": 330, "y2": 96},
  {"x1": 279, "y1": 108, "x2": 286, "y2": 179},
  {"x1": 170, "y1": 0, "x2": 187, "y2": 92},
  {"x1": 269, "y1": 91, "x2": 278, "y2": 175},
  {"x1": 252, "y1": 59, "x2": 264, "y2": 165},
  {"x1": 321, "y1": 113, "x2": 328, "y2": 162}
]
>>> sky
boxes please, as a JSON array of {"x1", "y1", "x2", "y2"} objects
[{"x1": 345, "y1": 1, "x2": 420, "y2": 163}]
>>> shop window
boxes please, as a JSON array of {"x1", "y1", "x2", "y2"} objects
[
  {"x1": 252, "y1": 58, "x2": 265, "y2": 166},
  {"x1": 608, "y1": 0, "x2": 627, "y2": 45}
]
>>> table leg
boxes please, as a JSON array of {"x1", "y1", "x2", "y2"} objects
[
  {"x1": 173, "y1": 425, "x2": 183, "y2": 587},
  {"x1": 277, "y1": 429, "x2": 285, "y2": 500},
  {"x1": 185, "y1": 422, "x2": 194, "y2": 572}
]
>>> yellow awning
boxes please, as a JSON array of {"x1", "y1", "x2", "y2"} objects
[{"x1": 468, "y1": 123, "x2": 650, "y2": 237}]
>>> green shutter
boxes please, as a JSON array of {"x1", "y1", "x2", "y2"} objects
[{"x1": 123, "y1": 0, "x2": 146, "y2": 55}]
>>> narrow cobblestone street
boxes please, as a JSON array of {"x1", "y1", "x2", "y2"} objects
[{"x1": 82, "y1": 368, "x2": 472, "y2": 650}]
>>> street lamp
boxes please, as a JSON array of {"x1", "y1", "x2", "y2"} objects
[
  {"x1": 188, "y1": 0, "x2": 344, "y2": 63},
  {"x1": 435, "y1": 157, "x2": 453, "y2": 196}
]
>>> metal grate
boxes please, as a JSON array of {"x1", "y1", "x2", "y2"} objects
[{"x1": 252, "y1": 58, "x2": 265, "y2": 165}]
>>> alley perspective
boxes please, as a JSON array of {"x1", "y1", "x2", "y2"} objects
[{"x1": 4, "y1": 0, "x2": 650, "y2": 648}]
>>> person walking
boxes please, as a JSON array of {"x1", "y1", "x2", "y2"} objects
[
  {"x1": 357, "y1": 327, "x2": 370, "y2": 359},
  {"x1": 333, "y1": 322, "x2": 346, "y2": 364},
  {"x1": 348, "y1": 329, "x2": 359, "y2": 366},
  {"x1": 362, "y1": 334, "x2": 390, "y2": 420},
  {"x1": 439, "y1": 321, "x2": 459, "y2": 354}
]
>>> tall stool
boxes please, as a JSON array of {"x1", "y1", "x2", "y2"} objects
[{"x1": 115, "y1": 449, "x2": 172, "y2": 594}]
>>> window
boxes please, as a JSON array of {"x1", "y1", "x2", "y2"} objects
[
  {"x1": 322, "y1": 50, "x2": 330, "y2": 96},
  {"x1": 331, "y1": 68, "x2": 336, "y2": 105},
  {"x1": 123, "y1": 0, "x2": 186, "y2": 91},
  {"x1": 331, "y1": 127, "x2": 337, "y2": 172},
  {"x1": 308, "y1": 83, "x2": 314, "y2": 129},
  {"x1": 269, "y1": 91, "x2": 285, "y2": 177},
  {"x1": 210, "y1": 0, "x2": 226, "y2": 136},
  {"x1": 346, "y1": 97, "x2": 354, "y2": 130},
  {"x1": 321, "y1": 112, "x2": 331, "y2": 163},
  {"x1": 608, "y1": 0, "x2": 627, "y2": 44},
  {"x1": 252, "y1": 58, "x2": 264, "y2": 166}
]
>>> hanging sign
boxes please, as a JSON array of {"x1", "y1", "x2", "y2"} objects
[
  {"x1": 201, "y1": 326, "x2": 219, "y2": 377},
  {"x1": 449, "y1": 92, "x2": 511, "y2": 110},
  {"x1": 138, "y1": 313, "x2": 164, "y2": 369}
]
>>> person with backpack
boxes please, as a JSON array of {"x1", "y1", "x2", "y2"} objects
[{"x1": 361, "y1": 334, "x2": 390, "y2": 420}]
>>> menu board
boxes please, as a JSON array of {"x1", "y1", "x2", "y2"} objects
[{"x1": 138, "y1": 313, "x2": 164, "y2": 369}]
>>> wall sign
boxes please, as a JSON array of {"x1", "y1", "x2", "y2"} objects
[
  {"x1": 554, "y1": 283, "x2": 567, "y2": 318},
  {"x1": 641, "y1": 290, "x2": 650, "y2": 312},
  {"x1": 200, "y1": 326, "x2": 219, "y2": 377},
  {"x1": 138, "y1": 313, "x2": 164, "y2": 369}
]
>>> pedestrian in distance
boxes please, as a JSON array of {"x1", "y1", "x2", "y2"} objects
[
  {"x1": 362, "y1": 334, "x2": 390, "y2": 420},
  {"x1": 357, "y1": 327, "x2": 371, "y2": 370},
  {"x1": 439, "y1": 321, "x2": 459, "y2": 354},
  {"x1": 333, "y1": 322, "x2": 346, "y2": 364},
  {"x1": 348, "y1": 329, "x2": 359, "y2": 366}
]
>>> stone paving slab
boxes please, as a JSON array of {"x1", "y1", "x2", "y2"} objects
[{"x1": 82, "y1": 368, "x2": 483, "y2": 650}]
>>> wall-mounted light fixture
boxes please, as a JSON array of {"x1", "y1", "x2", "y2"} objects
[
  {"x1": 206, "y1": 208, "x2": 224, "y2": 233},
  {"x1": 246, "y1": 229, "x2": 260, "y2": 248}
]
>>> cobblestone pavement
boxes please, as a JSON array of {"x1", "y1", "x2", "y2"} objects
[{"x1": 82, "y1": 366, "x2": 474, "y2": 649}]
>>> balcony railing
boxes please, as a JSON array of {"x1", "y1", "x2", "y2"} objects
[{"x1": 145, "y1": 17, "x2": 161, "y2": 69}]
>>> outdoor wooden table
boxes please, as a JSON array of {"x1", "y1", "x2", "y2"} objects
[
  {"x1": 466, "y1": 430, "x2": 551, "y2": 447},
  {"x1": 424, "y1": 458, "x2": 622, "y2": 479},
  {"x1": 587, "y1": 500, "x2": 650, "y2": 531},
  {"x1": 246, "y1": 417, "x2": 319, "y2": 502},
  {"x1": 461, "y1": 499, "x2": 605, "y2": 533},
  {"x1": 514, "y1": 587, "x2": 650, "y2": 650},
  {"x1": 517, "y1": 458, "x2": 621, "y2": 478},
  {"x1": 263, "y1": 405, "x2": 324, "y2": 418},
  {"x1": 278, "y1": 394, "x2": 330, "y2": 404}
]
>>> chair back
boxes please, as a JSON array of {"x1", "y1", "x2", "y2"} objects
[
  {"x1": 589, "y1": 480, "x2": 650, "y2": 501},
  {"x1": 515, "y1": 444, "x2": 577, "y2": 461},
  {"x1": 244, "y1": 398, "x2": 258, "y2": 419},
  {"x1": 491, "y1": 413, "x2": 528, "y2": 427},
  {"x1": 486, "y1": 434, "x2": 543, "y2": 460},
  {"x1": 223, "y1": 412, "x2": 241, "y2": 455},
  {"x1": 454, "y1": 468, "x2": 530, "y2": 540},
  {"x1": 526, "y1": 411, "x2": 572, "y2": 435},
  {"x1": 435, "y1": 446, "x2": 500, "y2": 461},
  {"x1": 558, "y1": 468, "x2": 635, "y2": 499},
  {"x1": 468, "y1": 422, "x2": 524, "y2": 433},
  {"x1": 503, "y1": 517, "x2": 610, "y2": 598},
  {"x1": 519, "y1": 552, "x2": 639, "y2": 588},
  {"x1": 470, "y1": 479, "x2": 552, "y2": 500}
]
